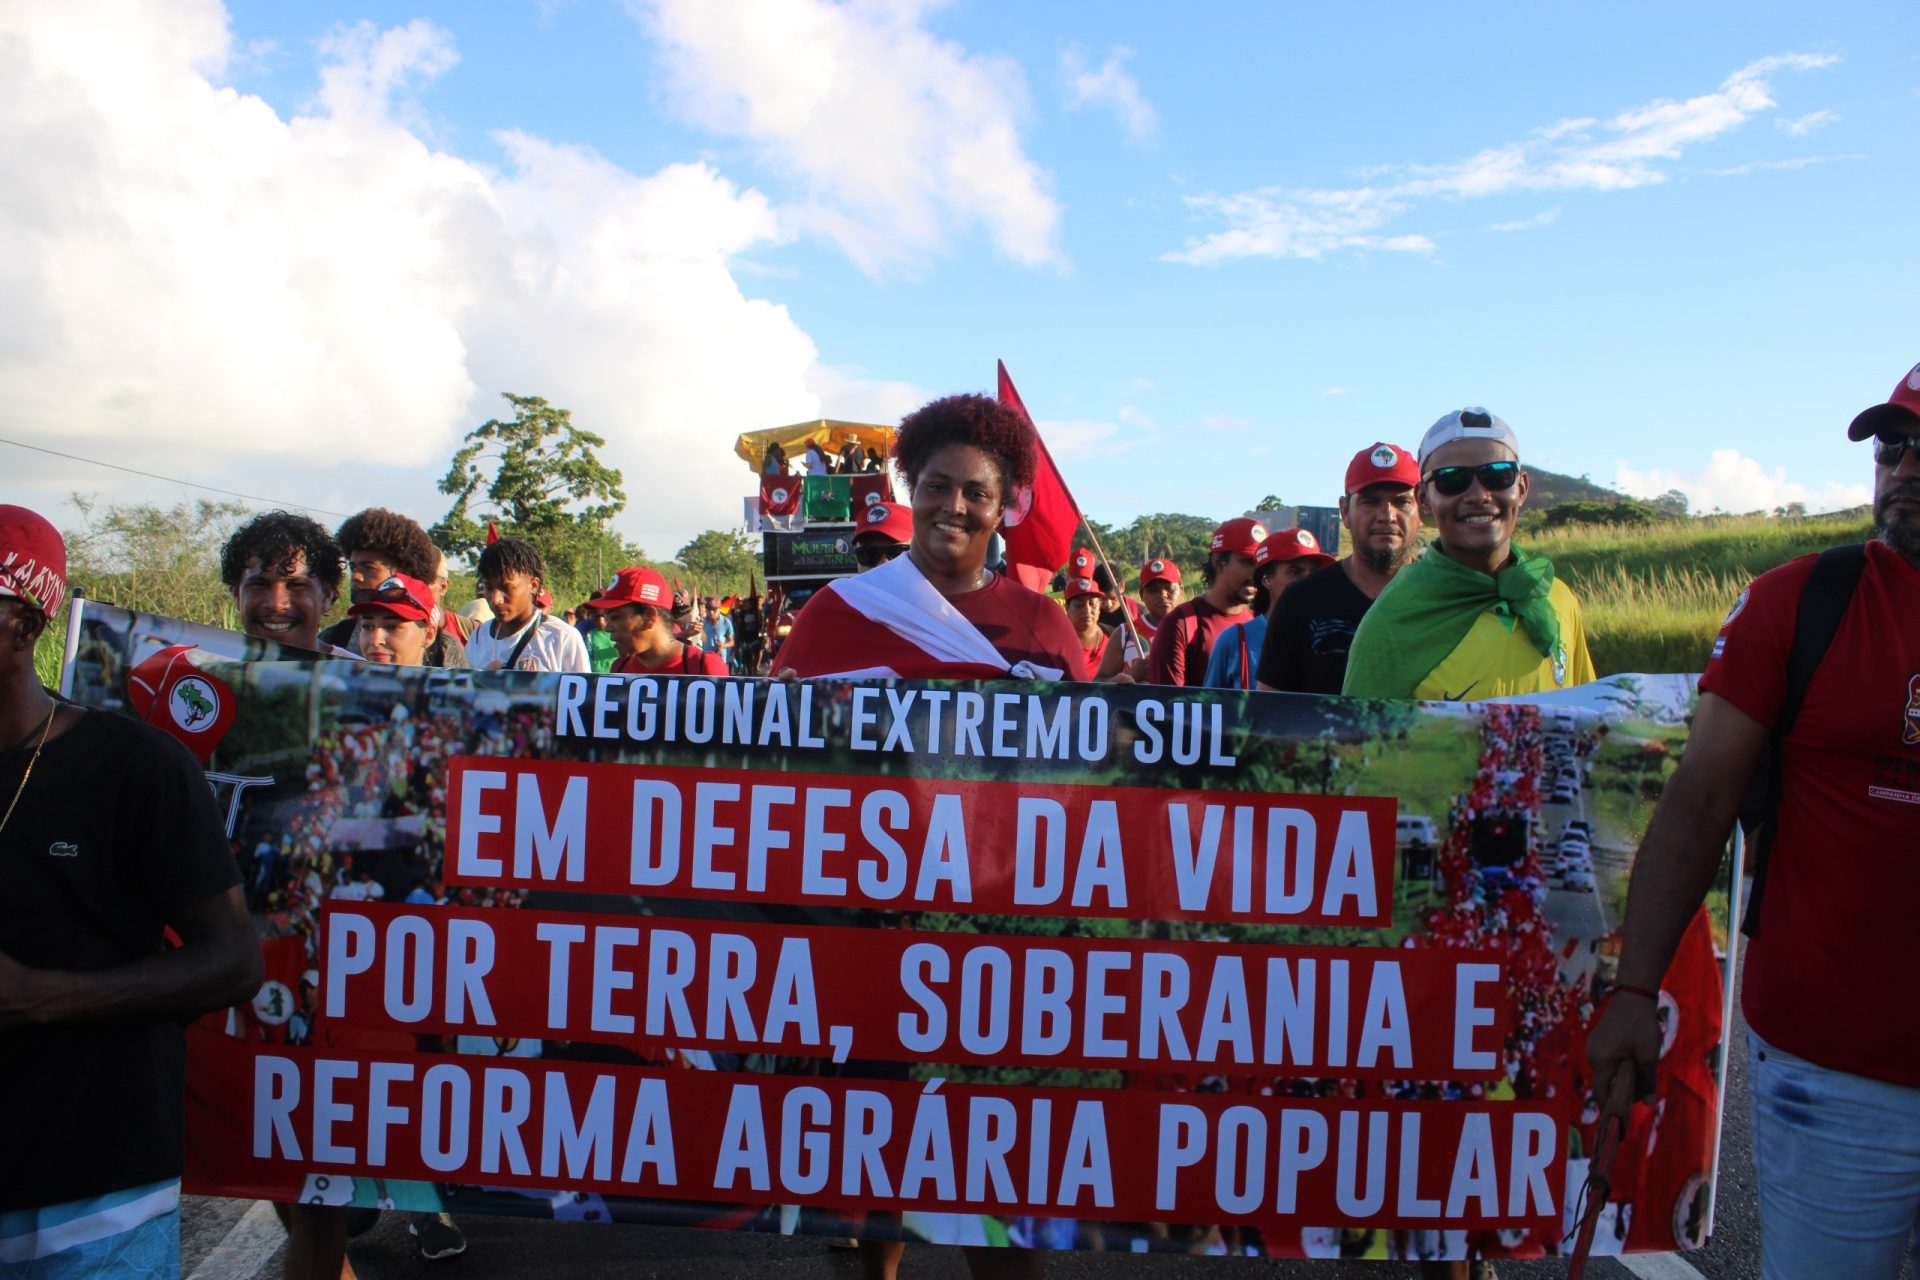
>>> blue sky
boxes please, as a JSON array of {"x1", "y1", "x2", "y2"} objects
[{"x1": 4, "y1": 0, "x2": 1915, "y2": 556}]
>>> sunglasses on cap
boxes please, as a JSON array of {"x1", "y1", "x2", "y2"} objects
[
  {"x1": 1873, "y1": 431, "x2": 1920, "y2": 468},
  {"x1": 1424, "y1": 460, "x2": 1521, "y2": 497},
  {"x1": 854, "y1": 542, "x2": 909, "y2": 568}
]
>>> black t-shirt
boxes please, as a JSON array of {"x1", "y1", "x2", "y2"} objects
[
  {"x1": 0, "y1": 707, "x2": 241, "y2": 1210},
  {"x1": 1254, "y1": 561, "x2": 1377, "y2": 694}
]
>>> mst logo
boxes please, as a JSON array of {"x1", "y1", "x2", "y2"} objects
[{"x1": 1903, "y1": 672, "x2": 1920, "y2": 748}]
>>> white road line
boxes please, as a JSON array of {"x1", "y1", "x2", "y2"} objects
[
  {"x1": 1618, "y1": 1251, "x2": 1709, "y2": 1280},
  {"x1": 186, "y1": 1200, "x2": 285, "y2": 1280}
]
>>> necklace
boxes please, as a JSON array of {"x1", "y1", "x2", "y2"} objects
[{"x1": 0, "y1": 703, "x2": 57, "y2": 839}]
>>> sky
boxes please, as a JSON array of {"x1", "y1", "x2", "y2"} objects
[{"x1": 3, "y1": 0, "x2": 1915, "y2": 558}]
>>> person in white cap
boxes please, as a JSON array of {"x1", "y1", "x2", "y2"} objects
[
  {"x1": 1590, "y1": 362, "x2": 1920, "y2": 1280},
  {"x1": 1343, "y1": 408, "x2": 1594, "y2": 700}
]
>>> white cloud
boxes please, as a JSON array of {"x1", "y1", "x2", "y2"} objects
[
  {"x1": 0, "y1": 0, "x2": 859, "y2": 555},
  {"x1": 1321, "y1": 386, "x2": 1347, "y2": 397},
  {"x1": 1776, "y1": 108, "x2": 1836, "y2": 136},
  {"x1": 1167, "y1": 53, "x2": 1836, "y2": 264},
  {"x1": 1490, "y1": 207, "x2": 1560, "y2": 233},
  {"x1": 1062, "y1": 44, "x2": 1156, "y2": 142},
  {"x1": 634, "y1": 0, "x2": 1063, "y2": 274},
  {"x1": 1615, "y1": 450, "x2": 1871, "y2": 515},
  {"x1": 1709, "y1": 153, "x2": 1856, "y2": 176},
  {"x1": 1034, "y1": 418, "x2": 1131, "y2": 464}
]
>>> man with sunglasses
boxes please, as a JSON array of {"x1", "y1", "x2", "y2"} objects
[
  {"x1": 1344, "y1": 409, "x2": 1595, "y2": 700},
  {"x1": 852, "y1": 501, "x2": 912, "y2": 571},
  {"x1": 1589, "y1": 364, "x2": 1920, "y2": 1280}
]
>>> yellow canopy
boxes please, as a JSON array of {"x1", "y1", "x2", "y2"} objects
[{"x1": 734, "y1": 419, "x2": 894, "y2": 470}]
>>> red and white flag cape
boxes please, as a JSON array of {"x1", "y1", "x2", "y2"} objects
[{"x1": 790, "y1": 554, "x2": 1063, "y2": 681}]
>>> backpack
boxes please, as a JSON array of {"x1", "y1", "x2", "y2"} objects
[{"x1": 1738, "y1": 543, "x2": 1868, "y2": 938}]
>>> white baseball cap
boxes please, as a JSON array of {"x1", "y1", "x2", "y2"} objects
[{"x1": 1417, "y1": 408, "x2": 1520, "y2": 470}]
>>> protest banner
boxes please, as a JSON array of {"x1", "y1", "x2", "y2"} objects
[{"x1": 63, "y1": 600, "x2": 1733, "y2": 1261}]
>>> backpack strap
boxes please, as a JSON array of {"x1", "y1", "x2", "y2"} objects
[
  {"x1": 504, "y1": 611, "x2": 545, "y2": 671},
  {"x1": 1740, "y1": 543, "x2": 1868, "y2": 937}
]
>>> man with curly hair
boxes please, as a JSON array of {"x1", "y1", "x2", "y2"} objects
[
  {"x1": 316, "y1": 510, "x2": 466, "y2": 668},
  {"x1": 220, "y1": 512, "x2": 350, "y2": 655}
]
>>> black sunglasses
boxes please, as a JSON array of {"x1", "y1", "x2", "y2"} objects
[
  {"x1": 1874, "y1": 432, "x2": 1920, "y2": 468},
  {"x1": 854, "y1": 542, "x2": 909, "y2": 568},
  {"x1": 1424, "y1": 460, "x2": 1521, "y2": 497}
]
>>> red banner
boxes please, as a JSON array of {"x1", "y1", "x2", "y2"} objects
[
  {"x1": 444, "y1": 759, "x2": 1397, "y2": 926},
  {"x1": 758, "y1": 475, "x2": 799, "y2": 517}
]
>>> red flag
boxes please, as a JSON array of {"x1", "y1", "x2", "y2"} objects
[
  {"x1": 126, "y1": 645, "x2": 237, "y2": 764},
  {"x1": 849, "y1": 472, "x2": 891, "y2": 513},
  {"x1": 996, "y1": 361, "x2": 1083, "y2": 592},
  {"x1": 485, "y1": 520, "x2": 500, "y2": 545},
  {"x1": 759, "y1": 475, "x2": 800, "y2": 517}
]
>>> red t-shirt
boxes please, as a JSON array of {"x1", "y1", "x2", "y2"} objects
[
  {"x1": 1144, "y1": 597, "x2": 1251, "y2": 687},
  {"x1": 777, "y1": 572, "x2": 1089, "y2": 682},
  {"x1": 613, "y1": 644, "x2": 729, "y2": 677},
  {"x1": 1081, "y1": 629, "x2": 1111, "y2": 676},
  {"x1": 1699, "y1": 541, "x2": 1920, "y2": 1087}
]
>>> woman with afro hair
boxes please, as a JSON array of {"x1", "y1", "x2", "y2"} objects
[{"x1": 773, "y1": 394, "x2": 1087, "y2": 682}]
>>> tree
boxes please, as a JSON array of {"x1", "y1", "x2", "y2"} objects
[
  {"x1": 1252, "y1": 494, "x2": 1288, "y2": 514},
  {"x1": 675, "y1": 528, "x2": 758, "y2": 596},
  {"x1": 433, "y1": 393, "x2": 629, "y2": 584},
  {"x1": 1650, "y1": 489, "x2": 1690, "y2": 520},
  {"x1": 64, "y1": 494, "x2": 249, "y2": 625}
]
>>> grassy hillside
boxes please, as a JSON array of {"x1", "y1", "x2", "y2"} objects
[{"x1": 1519, "y1": 464, "x2": 1623, "y2": 511}]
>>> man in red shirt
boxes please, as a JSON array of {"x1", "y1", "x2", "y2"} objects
[
  {"x1": 1589, "y1": 362, "x2": 1920, "y2": 1280},
  {"x1": 586, "y1": 567, "x2": 729, "y2": 676},
  {"x1": 1144, "y1": 518, "x2": 1263, "y2": 686}
]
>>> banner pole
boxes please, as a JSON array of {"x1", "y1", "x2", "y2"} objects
[
  {"x1": 57, "y1": 592, "x2": 86, "y2": 699},
  {"x1": 1080, "y1": 525, "x2": 1145, "y2": 665}
]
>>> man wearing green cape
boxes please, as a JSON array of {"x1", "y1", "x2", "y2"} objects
[{"x1": 1343, "y1": 408, "x2": 1595, "y2": 701}]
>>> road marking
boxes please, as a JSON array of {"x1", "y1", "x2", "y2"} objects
[
  {"x1": 1618, "y1": 1252, "x2": 1708, "y2": 1279},
  {"x1": 186, "y1": 1200, "x2": 284, "y2": 1280}
]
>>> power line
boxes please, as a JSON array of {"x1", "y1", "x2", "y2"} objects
[{"x1": 0, "y1": 433, "x2": 350, "y2": 519}]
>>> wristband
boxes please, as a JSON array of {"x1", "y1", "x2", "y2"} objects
[{"x1": 1610, "y1": 982, "x2": 1660, "y2": 1003}]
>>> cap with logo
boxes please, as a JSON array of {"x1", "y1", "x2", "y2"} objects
[
  {"x1": 0, "y1": 505, "x2": 67, "y2": 619},
  {"x1": 585, "y1": 566, "x2": 672, "y2": 612},
  {"x1": 1417, "y1": 408, "x2": 1521, "y2": 471},
  {"x1": 347, "y1": 574, "x2": 437, "y2": 624},
  {"x1": 1344, "y1": 442, "x2": 1422, "y2": 495},
  {"x1": 1140, "y1": 558, "x2": 1182, "y2": 587},
  {"x1": 1209, "y1": 518, "x2": 1269, "y2": 557},
  {"x1": 1847, "y1": 360, "x2": 1920, "y2": 441},
  {"x1": 1068, "y1": 548, "x2": 1095, "y2": 576},
  {"x1": 1063, "y1": 576, "x2": 1103, "y2": 601},
  {"x1": 853, "y1": 501, "x2": 913, "y2": 545},
  {"x1": 1254, "y1": 528, "x2": 1336, "y2": 571}
]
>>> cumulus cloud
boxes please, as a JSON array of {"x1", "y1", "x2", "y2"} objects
[
  {"x1": 1035, "y1": 418, "x2": 1132, "y2": 463},
  {"x1": 1167, "y1": 53, "x2": 1836, "y2": 265},
  {"x1": 1616, "y1": 450, "x2": 1871, "y2": 515},
  {"x1": 1062, "y1": 44, "x2": 1156, "y2": 142},
  {"x1": 634, "y1": 0, "x2": 1063, "y2": 274},
  {"x1": 0, "y1": 0, "x2": 842, "y2": 553}
]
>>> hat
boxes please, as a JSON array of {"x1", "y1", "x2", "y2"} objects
[
  {"x1": 1140, "y1": 558, "x2": 1182, "y2": 587},
  {"x1": 534, "y1": 588, "x2": 554, "y2": 611},
  {"x1": 0, "y1": 505, "x2": 67, "y2": 619},
  {"x1": 1417, "y1": 408, "x2": 1520, "y2": 470},
  {"x1": 457, "y1": 597, "x2": 494, "y2": 623},
  {"x1": 1209, "y1": 517, "x2": 1269, "y2": 557},
  {"x1": 1344, "y1": 442, "x2": 1421, "y2": 494},
  {"x1": 1847, "y1": 360, "x2": 1920, "y2": 441},
  {"x1": 346, "y1": 574, "x2": 436, "y2": 624},
  {"x1": 854, "y1": 501, "x2": 913, "y2": 545},
  {"x1": 1068, "y1": 547, "x2": 1095, "y2": 576},
  {"x1": 1063, "y1": 576, "x2": 1103, "y2": 601},
  {"x1": 586, "y1": 566, "x2": 672, "y2": 612},
  {"x1": 1254, "y1": 528, "x2": 1336, "y2": 571}
]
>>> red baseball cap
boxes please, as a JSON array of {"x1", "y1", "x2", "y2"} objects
[
  {"x1": 1848, "y1": 360, "x2": 1920, "y2": 441},
  {"x1": 1344, "y1": 442, "x2": 1421, "y2": 494},
  {"x1": 1063, "y1": 576, "x2": 1103, "y2": 601},
  {"x1": 1067, "y1": 547, "x2": 1096, "y2": 575},
  {"x1": 347, "y1": 574, "x2": 436, "y2": 624},
  {"x1": 1255, "y1": 528, "x2": 1336, "y2": 571},
  {"x1": 1140, "y1": 558, "x2": 1181, "y2": 587},
  {"x1": 1209, "y1": 517, "x2": 1269, "y2": 557},
  {"x1": 0, "y1": 505, "x2": 67, "y2": 619},
  {"x1": 585, "y1": 566, "x2": 672, "y2": 611},
  {"x1": 853, "y1": 501, "x2": 913, "y2": 544}
]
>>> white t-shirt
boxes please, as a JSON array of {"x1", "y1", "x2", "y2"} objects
[{"x1": 466, "y1": 612, "x2": 592, "y2": 673}]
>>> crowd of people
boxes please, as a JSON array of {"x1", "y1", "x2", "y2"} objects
[{"x1": 3, "y1": 357, "x2": 1917, "y2": 1280}]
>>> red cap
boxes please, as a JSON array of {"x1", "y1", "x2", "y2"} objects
[
  {"x1": 1344, "y1": 441, "x2": 1421, "y2": 494},
  {"x1": 347, "y1": 574, "x2": 437, "y2": 624},
  {"x1": 1063, "y1": 576, "x2": 1103, "y2": 601},
  {"x1": 585, "y1": 566, "x2": 672, "y2": 611},
  {"x1": 1255, "y1": 528, "x2": 1336, "y2": 570},
  {"x1": 1067, "y1": 547, "x2": 1095, "y2": 575},
  {"x1": 1140, "y1": 558, "x2": 1181, "y2": 587},
  {"x1": 853, "y1": 501, "x2": 913, "y2": 545},
  {"x1": 1209, "y1": 517, "x2": 1269, "y2": 557},
  {"x1": 0, "y1": 505, "x2": 67, "y2": 619},
  {"x1": 1848, "y1": 360, "x2": 1920, "y2": 441}
]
